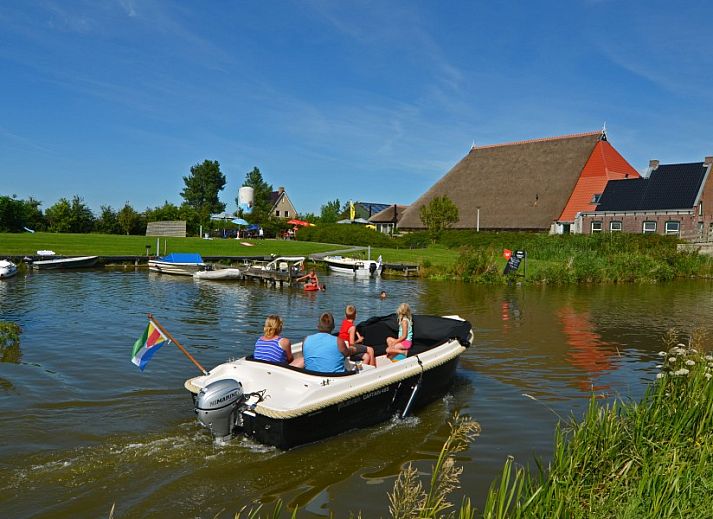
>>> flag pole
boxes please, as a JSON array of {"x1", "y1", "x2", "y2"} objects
[{"x1": 148, "y1": 313, "x2": 208, "y2": 375}]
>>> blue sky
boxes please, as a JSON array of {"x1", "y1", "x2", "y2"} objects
[{"x1": 2, "y1": 1, "x2": 713, "y2": 215}]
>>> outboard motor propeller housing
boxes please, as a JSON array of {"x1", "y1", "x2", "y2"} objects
[
  {"x1": 369, "y1": 262, "x2": 377, "y2": 274},
  {"x1": 195, "y1": 379, "x2": 244, "y2": 442}
]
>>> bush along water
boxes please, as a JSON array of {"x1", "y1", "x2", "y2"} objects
[{"x1": 482, "y1": 329, "x2": 713, "y2": 518}]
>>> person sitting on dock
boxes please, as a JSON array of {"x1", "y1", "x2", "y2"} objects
[
  {"x1": 302, "y1": 312, "x2": 350, "y2": 373},
  {"x1": 338, "y1": 305, "x2": 375, "y2": 367},
  {"x1": 296, "y1": 269, "x2": 320, "y2": 289},
  {"x1": 254, "y1": 315, "x2": 304, "y2": 368}
]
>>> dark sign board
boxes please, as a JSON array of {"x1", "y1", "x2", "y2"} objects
[{"x1": 503, "y1": 250, "x2": 526, "y2": 275}]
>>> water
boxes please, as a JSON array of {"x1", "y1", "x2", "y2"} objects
[{"x1": 1, "y1": 269, "x2": 712, "y2": 517}]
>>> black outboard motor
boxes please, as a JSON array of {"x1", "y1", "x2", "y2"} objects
[
  {"x1": 195, "y1": 379, "x2": 244, "y2": 442},
  {"x1": 369, "y1": 262, "x2": 377, "y2": 274}
]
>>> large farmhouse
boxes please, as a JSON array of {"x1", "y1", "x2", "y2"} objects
[{"x1": 397, "y1": 130, "x2": 638, "y2": 233}]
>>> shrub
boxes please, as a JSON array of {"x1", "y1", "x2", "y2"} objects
[{"x1": 296, "y1": 223, "x2": 398, "y2": 248}]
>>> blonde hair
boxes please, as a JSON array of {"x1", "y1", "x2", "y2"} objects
[
  {"x1": 263, "y1": 315, "x2": 283, "y2": 338},
  {"x1": 345, "y1": 304, "x2": 357, "y2": 320},
  {"x1": 397, "y1": 303, "x2": 412, "y2": 321}
]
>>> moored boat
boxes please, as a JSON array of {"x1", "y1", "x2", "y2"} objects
[
  {"x1": 323, "y1": 255, "x2": 382, "y2": 277},
  {"x1": 193, "y1": 268, "x2": 242, "y2": 281},
  {"x1": 184, "y1": 314, "x2": 472, "y2": 449},
  {"x1": 31, "y1": 256, "x2": 99, "y2": 270},
  {"x1": 149, "y1": 253, "x2": 207, "y2": 276},
  {"x1": 0, "y1": 260, "x2": 18, "y2": 279}
]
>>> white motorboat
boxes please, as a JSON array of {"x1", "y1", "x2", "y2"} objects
[
  {"x1": 185, "y1": 314, "x2": 472, "y2": 449},
  {"x1": 323, "y1": 255, "x2": 382, "y2": 277},
  {"x1": 31, "y1": 256, "x2": 99, "y2": 270},
  {"x1": 149, "y1": 253, "x2": 207, "y2": 276},
  {"x1": 193, "y1": 268, "x2": 242, "y2": 281},
  {"x1": 0, "y1": 260, "x2": 17, "y2": 279}
]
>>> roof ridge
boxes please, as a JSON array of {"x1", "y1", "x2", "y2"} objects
[{"x1": 472, "y1": 131, "x2": 601, "y2": 150}]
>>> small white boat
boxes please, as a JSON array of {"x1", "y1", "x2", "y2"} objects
[
  {"x1": 193, "y1": 268, "x2": 242, "y2": 281},
  {"x1": 149, "y1": 253, "x2": 207, "y2": 276},
  {"x1": 31, "y1": 256, "x2": 99, "y2": 270},
  {"x1": 324, "y1": 255, "x2": 382, "y2": 277},
  {"x1": 0, "y1": 260, "x2": 17, "y2": 279},
  {"x1": 185, "y1": 314, "x2": 472, "y2": 449}
]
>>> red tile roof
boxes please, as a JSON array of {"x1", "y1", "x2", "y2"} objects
[{"x1": 557, "y1": 140, "x2": 639, "y2": 222}]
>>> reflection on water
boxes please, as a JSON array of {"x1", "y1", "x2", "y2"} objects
[{"x1": 0, "y1": 271, "x2": 712, "y2": 517}]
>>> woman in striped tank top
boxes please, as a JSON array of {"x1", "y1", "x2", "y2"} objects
[{"x1": 253, "y1": 315, "x2": 303, "y2": 367}]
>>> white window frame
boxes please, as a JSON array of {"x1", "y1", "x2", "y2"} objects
[
  {"x1": 665, "y1": 221, "x2": 680, "y2": 236},
  {"x1": 591, "y1": 221, "x2": 603, "y2": 233},
  {"x1": 609, "y1": 221, "x2": 622, "y2": 232},
  {"x1": 643, "y1": 221, "x2": 657, "y2": 234},
  {"x1": 699, "y1": 201, "x2": 703, "y2": 216}
]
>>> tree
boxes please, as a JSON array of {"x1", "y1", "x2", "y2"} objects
[
  {"x1": 181, "y1": 160, "x2": 226, "y2": 226},
  {"x1": 237, "y1": 167, "x2": 273, "y2": 222},
  {"x1": 117, "y1": 202, "x2": 144, "y2": 235},
  {"x1": 95, "y1": 205, "x2": 120, "y2": 234},
  {"x1": 0, "y1": 196, "x2": 25, "y2": 232},
  {"x1": 144, "y1": 201, "x2": 181, "y2": 223},
  {"x1": 320, "y1": 199, "x2": 342, "y2": 223},
  {"x1": 45, "y1": 196, "x2": 95, "y2": 233},
  {"x1": 22, "y1": 197, "x2": 46, "y2": 231},
  {"x1": 419, "y1": 195, "x2": 459, "y2": 241}
]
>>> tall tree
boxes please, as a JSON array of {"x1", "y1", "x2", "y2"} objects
[
  {"x1": 237, "y1": 167, "x2": 273, "y2": 221},
  {"x1": 419, "y1": 195, "x2": 459, "y2": 242},
  {"x1": 45, "y1": 196, "x2": 95, "y2": 233},
  {"x1": 0, "y1": 196, "x2": 25, "y2": 232},
  {"x1": 117, "y1": 202, "x2": 144, "y2": 235},
  {"x1": 96, "y1": 205, "x2": 120, "y2": 234},
  {"x1": 320, "y1": 198, "x2": 342, "y2": 223},
  {"x1": 181, "y1": 160, "x2": 226, "y2": 226}
]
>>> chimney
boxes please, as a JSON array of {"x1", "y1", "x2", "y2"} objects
[
  {"x1": 704, "y1": 156, "x2": 713, "y2": 166},
  {"x1": 648, "y1": 159, "x2": 660, "y2": 171},
  {"x1": 278, "y1": 186, "x2": 285, "y2": 193}
]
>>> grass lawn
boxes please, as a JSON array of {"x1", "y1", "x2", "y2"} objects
[{"x1": 0, "y1": 232, "x2": 459, "y2": 269}]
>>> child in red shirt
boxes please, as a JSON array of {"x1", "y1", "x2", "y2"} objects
[{"x1": 338, "y1": 305, "x2": 376, "y2": 367}]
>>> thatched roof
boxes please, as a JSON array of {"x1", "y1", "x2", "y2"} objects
[
  {"x1": 398, "y1": 131, "x2": 603, "y2": 230},
  {"x1": 368, "y1": 204, "x2": 409, "y2": 224}
]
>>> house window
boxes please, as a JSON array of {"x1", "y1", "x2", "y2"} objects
[
  {"x1": 643, "y1": 221, "x2": 657, "y2": 234},
  {"x1": 591, "y1": 221, "x2": 603, "y2": 233},
  {"x1": 610, "y1": 221, "x2": 622, "y2": 232},
  {"x1": 275, "y1": 210, "x2": 280, "y2": 217},
  {"x1": 699, "y1": 201, "x2": 703, "y2": 216},
  {"x1": 591, "y1": 193, "x2": 602, "y2": 204},
  {"x1": 665, "y1": 221, "x2": 680, "y2": 236},
  {"x1": 284, "y1": 210, "x2": 289, "y2": 218}
]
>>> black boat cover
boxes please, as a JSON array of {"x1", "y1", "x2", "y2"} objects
[{"x1": 356, "y1": 314, "x2": 472, "y2": 357}]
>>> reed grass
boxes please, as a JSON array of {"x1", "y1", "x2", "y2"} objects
[{"x1": 482, "y1": 329, "x2": 713, "y2": 518}]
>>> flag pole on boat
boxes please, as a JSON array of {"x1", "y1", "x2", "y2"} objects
[{"x1": 147, "y1": 313, "x2": 208, "y2": 375}]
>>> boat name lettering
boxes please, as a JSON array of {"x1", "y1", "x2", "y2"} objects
[
  {"x1": 362, "y1": 387, "x2": 389, "y2": 400},
  {"x1": 337, "y1": 386, "x2": 390, "y2": 410}
]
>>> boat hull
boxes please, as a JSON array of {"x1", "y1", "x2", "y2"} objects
[
  {"x1": 149, "y1": 261, "x2": 205, "y2": 276},
  {"x1": 0, "y1": 261, "x2": 17, "y2": 279},
  {"x1": 324, "y1": 257, "x2": 382, "y2": 278},
  {"x1": 32, "y1": 256, "x2": 99, "y2": 270},
  {"x1": 241, "y1": 355, "x2": 459, "y2": 449},
  {"x1": 193, "y1": 268, "x2": 242, "y2": 280}
]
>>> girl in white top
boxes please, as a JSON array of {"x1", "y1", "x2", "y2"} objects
[{"x1": 386, "y1": 303, "x2": 413, "y2": 361}]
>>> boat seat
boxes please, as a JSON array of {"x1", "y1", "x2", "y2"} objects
[
  {"x1": 279, "y1": 262, "x2": 288, "y2": 271},
  {"x1": 245, "y1": 355, "x2": 358, "y2": 377}
]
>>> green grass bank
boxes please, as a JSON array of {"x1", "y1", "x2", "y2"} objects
[
  {"x1": 481, "y1": 330, "x2": 713, "y2": 518},
  {"x1": 2, "y1": 230, "x2": 713, "y2": 283}
]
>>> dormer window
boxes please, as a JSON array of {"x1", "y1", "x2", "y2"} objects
[{"x1": 591, "y1": 193, "x2": 602, "y2": 204}]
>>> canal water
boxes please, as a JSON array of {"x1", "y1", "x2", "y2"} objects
[{"x1": 1, "y1": 270, "x2": 712, "y2": 518}]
